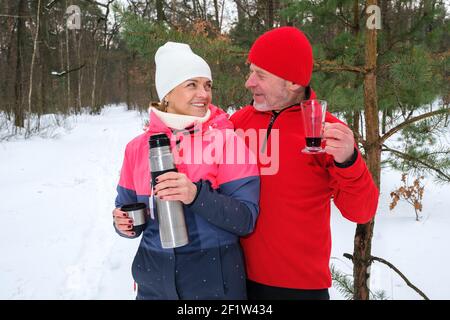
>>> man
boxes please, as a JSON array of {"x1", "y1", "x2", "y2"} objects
[{"x1": 230, "y1": 26, "x2": 379, "y2": 300}]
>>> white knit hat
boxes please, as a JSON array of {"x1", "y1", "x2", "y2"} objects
[{"x1": 155, "y1": 42, "x2": 212, "y2": 101}]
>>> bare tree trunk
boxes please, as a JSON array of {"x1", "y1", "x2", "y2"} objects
[
  {"x1": 351, "y1": 0, "x2": 360, "y2": 32},
  {"x1": 38, "y1": 1, "x2": 49, "y2": 119},
  {"x1": 13, "y1": 0, "x2": 26, "y2": 128},
  {"x1": 125, "y1": 54, "x2": 132, "y2": 110},
  {"x1": 98, "y1": 58, "x2": 107, "y2": 110},
  {"x1": 382, "y1": 109, "x2": 388, "y2": 134},
  {"x1": 38, "y1": 53, "x2": 45, "y2": 128},
  {"x1": 267, "y1": 0, "x2": 274, "y2": 29},
  {"x1": 279, "y1": 0, "x2": 289, "y2": 26},
  {"x1": 91, "y1": 47, "x2": 100, "y2": 113},
  {"x1": 77, "y1": 31, "x2": 83, "y2": 113},
  {"x1": 353, "y1": 0, "x2": 381, "y2": 300},
  {"x1": 381, "y1": 0, "x2": 391, "y2": 45},
  {"x1": 156, "y1": 0, "x2": 166, "y2": 22},
  {"x1": 203, "y1": 0, "x2": 207, "y2": 20},
  {"x1": 353, "y1": 110, "x2": 361, "y2": 144},
  {"x1": 1, "y1": 5, "x2": 17, "y2": 118},
  {"x1": 65, "y1": 1, "x2": 71, "y2": 112},
  {"x1": 27, "y1": 0, "x2": 42, "y2": 134},
  {"x1": 192, "y1": 0, "x2": 197, "y2": 20},
  {"x1": 234, "y1": 0, "x2": 245, "y2": 24},
  {"x1": 58, "y1": 11, "x2": 66, "y2": 113},
  {"x1": 213, "y1": 0, "x2": 220, "y2": 30}
]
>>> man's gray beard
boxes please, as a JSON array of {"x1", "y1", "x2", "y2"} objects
[
  {"x1": 253, "y1": 101, "x2": 274, "y2": 112},
  {"x1": 253, "y1": 89, "x2": 292, "y2": 112}
]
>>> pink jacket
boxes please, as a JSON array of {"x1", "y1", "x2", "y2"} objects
[{"x1": 115, "y1": 104, "x2": 260, "y2": 249}]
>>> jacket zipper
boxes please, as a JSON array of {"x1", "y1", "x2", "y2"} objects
[{"x1": 261, "y1": 105, "x2": 298, "y2": 153}]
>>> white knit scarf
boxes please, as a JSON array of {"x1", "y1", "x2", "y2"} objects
[{"x1": 149, "y1": 107, "x2": 211, "y2": 130}]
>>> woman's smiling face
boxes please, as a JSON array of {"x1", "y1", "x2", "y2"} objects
[{"x1": 165, "y1": 77, "x2": 212, "y2": 117}]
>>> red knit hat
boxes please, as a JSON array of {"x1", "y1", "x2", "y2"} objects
[{"x1": 248, "y1": 26, "x2": 313, "y2": 87}]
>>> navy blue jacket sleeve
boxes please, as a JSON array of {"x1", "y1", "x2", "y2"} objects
[{"x1": 187, "y1": 176, "x2": 260, "y2": 236}]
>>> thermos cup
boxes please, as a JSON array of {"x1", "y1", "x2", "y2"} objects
[
  {"x1": 149, "y1": 133, "x2": 189, "y2": 249},
  {"x1": 120, "y1": 202, "x2": 148, "y2": 236}
]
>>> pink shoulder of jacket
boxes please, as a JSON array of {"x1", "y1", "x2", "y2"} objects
[{"x1": 119, "y1": 106, "x2": 258, "y2": 191}]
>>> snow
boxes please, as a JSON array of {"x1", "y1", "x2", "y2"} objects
[
  {"x1": 1, "y1": 104, "x2": 449, "y2": 300},
  {"x1": 330, "y1": 167, "x2": 450, "y2": 300}
]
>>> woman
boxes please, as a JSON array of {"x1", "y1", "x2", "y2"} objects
[{"x1": 113, "y1": 42, "x2": 260, "y2": 300}]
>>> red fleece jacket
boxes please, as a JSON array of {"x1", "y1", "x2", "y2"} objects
[{"x1": 230, "y1": 105, "x2": 379, "y2": 289}]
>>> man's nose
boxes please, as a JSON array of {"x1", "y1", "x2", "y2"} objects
[{"x1": 245, "y1": 73, "x2": 257, "y2": 89}]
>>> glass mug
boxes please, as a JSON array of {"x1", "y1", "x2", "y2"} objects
[{"x1": 300, "y1": 99, "x2": 327, "y2": 154}]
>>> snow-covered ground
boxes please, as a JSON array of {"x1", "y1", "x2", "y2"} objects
[
  {"x1": 330, "y1": 166, "x2": 450, "y2": 300},
  {"x1": 1, "y1": 104, "x2": 449, "y2": 299}
]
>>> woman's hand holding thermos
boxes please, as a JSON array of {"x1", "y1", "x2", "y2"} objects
[{"x1": 153, "y1": 172, "x2": 197, "y2": 205}]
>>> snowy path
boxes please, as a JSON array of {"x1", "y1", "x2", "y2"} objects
[{"x1": 0, "y1": 105, "x2": 143, "y2": 299}]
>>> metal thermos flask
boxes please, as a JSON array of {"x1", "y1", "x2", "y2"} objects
[{"x1": 149, "y1": 133, "x2": 189, "y2": 249}]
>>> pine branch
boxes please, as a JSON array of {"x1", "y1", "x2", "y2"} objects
[
  {"x1": 330, "y1": 264, "x2": 354, "y2": 300},
  {"x1": 331, "y1": 262, "x2": 388, "y2": 300},
  {"x1": 430, "y1": 50, "x2": 450, "y2": 60},
  {"x1": 344, "y1": 253, "x2": 430, "y2": 300},
  {"x1": 370, "y1": 256, "x2": 430, "y2": 301},
  {"x1": 46, "y1": 0, "x2": 113, "y2": 11},
  {"x1": 378, "y1": 10, "x2": 438, "y2": 57},
  {"x1": 233, "y1": 0, "x2": 258, "y2": 20},
  {"x1": 45, "y1": 0, "x2": 61, "y2": 10},
  {"x1": 335, "y1": 10, "x2": 355, "y2": 30},
  {"x1": 314, "y1": 60, "x2": 366, "y2": 74},
  {"x1": 382, "y1": 145, "x2": 450, "y2": 182},
  {"x1": 354, "y1": 131, "x2": 366, "y2": 149},
  {"x1": 82, "y1": 0, "x2": 113, "y2": 9},
  {"x1": 0, "y1": 14, "x2": 33, "y2": 18},
  {"x1": 50, "y1": 63, "x2": 86, "y2": 78},
  {"x1": 161, "y1": 2, "x2": 198, "y2": 25},
  {"x1": 380, "y1": 108, "x2": 450, "y2": 144}
]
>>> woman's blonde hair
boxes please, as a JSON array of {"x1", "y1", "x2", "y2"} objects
[{"x1": 150, "y1": 99, "x2": 169, "y2": 112}]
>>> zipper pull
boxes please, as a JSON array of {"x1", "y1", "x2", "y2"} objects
[{"x1": 261, "y1": 113, "x2": 277, "y2": 153}]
